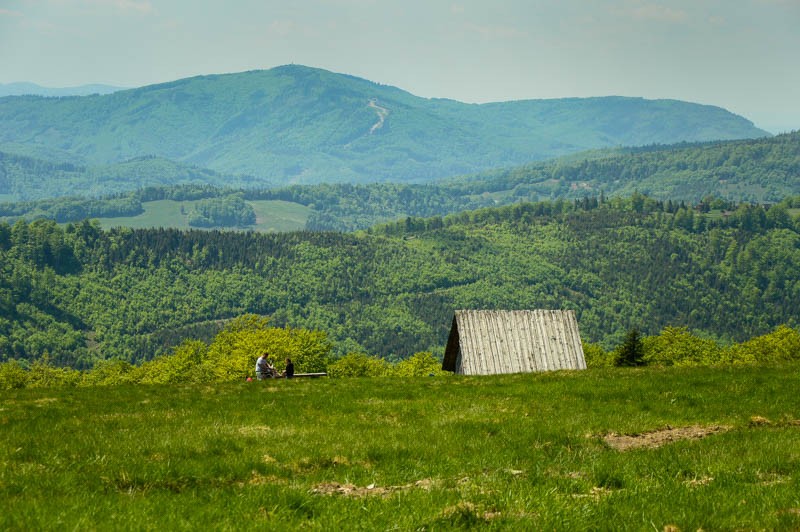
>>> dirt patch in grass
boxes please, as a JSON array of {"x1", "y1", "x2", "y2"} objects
[
  {"x1": 237, "y1": 425, "x2": 298, "y2": 438},
  {"x1": 311, "y1": 478, "x2": 433, "y2": 497},
  {"x1": 238, "y1": 425, "x2": 272, "y2": 436},
  {"x1": 34, "y1": 397, "x2": 59, "y2": 405},
  {"x1": 437, "y1": 502, "x2": 502, "y2": 523},
  {"x1": 603, "y1": 425, "x2": 731, "y2": 451},
  {"x1": 749, "y1": 415, "x2": 800, "y2": 427},
  {"x1": 757, "y1": 471, "x2": 790, "y2": 486},
  {"x1": 572, "y1": 486, "x2": 616, "y2": 500},
  {"x1": 242, "y1": 471, "x2": 287, "y2": 487}
]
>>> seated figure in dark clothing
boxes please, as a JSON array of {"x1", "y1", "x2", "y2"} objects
[{"x1": 283, "y1": 358, "x2": 294, "y2": 379}]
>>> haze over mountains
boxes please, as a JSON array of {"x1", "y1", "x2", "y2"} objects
[
  {"x1": 0, "y1": 82, "x2": 126, "y2": 98},
  {"x1": 0, "y1": 65, "x2": 770, "y2": 193}
]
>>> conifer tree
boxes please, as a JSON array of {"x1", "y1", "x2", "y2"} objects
[{"x1": 616, "y1": 328, "x2": 646, "y2": 367}]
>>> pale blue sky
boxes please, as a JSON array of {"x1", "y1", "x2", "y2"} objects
[{"x1": 1, "y1": 0, "x2": 798, "y2": 132}]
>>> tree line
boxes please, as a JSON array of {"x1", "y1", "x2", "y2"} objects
[
  {"x1": 1, "y1": 315, "x2": 797, "y2": 390},
  {"x1": 1, "y1": 194, "x2": 798, "y2": 369}
]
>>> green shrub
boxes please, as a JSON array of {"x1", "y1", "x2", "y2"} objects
[
  {"x1": 202, "y1": 314, "x2": 332, "y2": 381},
  {"x1": 26, "y1": 358, "x2": 82, "y2": 388},
  {"x1": 723, "y1": 325, "x2": 800, "y2": 364},
  {"x1": 582, "y1": 342, "x2": 616, "y2": 368},
  {"x1": 644, "y1": 326, "x2": 723, "y2": 366},
  {"x1": 392, "y1": 351, "x2": 448, "y2": 377},
  {"x1": 132, "y1": 340, "x2": 210, "y2": 384},
  {"x1": 0, "y1": 360, "x2": 29, "y2": 390},
  {"x1": 63, "y1": 314, "x2": 334, "y2": 386},
  {"x1": 80, "y1": 359, "x2": 135, "y2": 386},
  {"x1": 327, "y1": 352, "x2": 392, "y2": 377}
]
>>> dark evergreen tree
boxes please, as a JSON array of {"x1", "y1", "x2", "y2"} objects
[{"x1": 616, "y1": 328, "x2": 646, "y2": 367}]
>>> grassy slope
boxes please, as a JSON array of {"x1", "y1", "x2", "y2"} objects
[
  {"x1": 2, "y1": 364, "x2": 799, "y2": 530},
  {"x1": 95, "y1": 199, "x2": 310, "y2": 232}
]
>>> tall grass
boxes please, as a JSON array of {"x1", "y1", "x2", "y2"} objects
[{"x1": 2, "y1": 364, "x2": 799, "y2": 530}]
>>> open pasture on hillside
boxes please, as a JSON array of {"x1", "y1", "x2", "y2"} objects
[
  {"x1": 95, "y1": 199, "x2": 310, "y2": 232},
  {"x1": 2, "y1": 364, "x2": 799, "y2": 530}
]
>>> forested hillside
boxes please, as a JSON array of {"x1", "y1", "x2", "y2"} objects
[
  {"x1": 1, "y1": 196, "x2": 798, "y2": 368},
  {"x1": 271, "y1": 131, "x2": 800, "y2": 229},
  {"x1": 4, "y1": 131, "x2": 797, "y2": 230},
  {"x1": 0, "y1": 65, "x2": 768, "y2": 190},
  {"x1": 0, "y1": 151, "x2": 256, "y2": 202},
  {"x1": 463, "y1": 131, "x2": 800, "y2": 204}
]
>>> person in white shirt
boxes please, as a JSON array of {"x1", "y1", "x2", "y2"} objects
[{"x1": 255, "y1": 353, "x2": 274, "y2": 380}]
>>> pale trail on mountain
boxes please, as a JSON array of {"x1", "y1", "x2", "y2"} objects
[{"x1": 368, "y1": 99, "x2": 389, "y2": 134}]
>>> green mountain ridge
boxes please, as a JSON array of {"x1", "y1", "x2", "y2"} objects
[
  {"x1": 0, "y1": 151, "x2": 263, "y2": 202},
  {"x1": 0, "y1": 65, "x2": 769, "y2": 187},
  {"x1": 4, "y1": 131, "x2": 797, "y2": 231}
]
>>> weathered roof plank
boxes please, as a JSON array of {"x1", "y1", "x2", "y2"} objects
[{"x1": 442, "y1": 309, "x2": 586, "y2": 375}]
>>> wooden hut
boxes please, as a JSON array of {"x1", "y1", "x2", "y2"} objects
[{"x1": 442, "y1": 309, "x2": 586, "y2": 375}]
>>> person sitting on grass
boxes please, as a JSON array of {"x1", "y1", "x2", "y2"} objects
[
  {"x1": 255, "y1": 352, "x2": 274, "y2": 380},
  {"x1": 282, "y1": 358, "x2": 294, "y2": 379}
]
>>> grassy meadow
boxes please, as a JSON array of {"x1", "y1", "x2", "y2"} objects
[
  {"x1": 95, "y1": 199, "x2": 310, "y2": 232},
  {"x1": 2, "y1": 364, "x2": 800, "y2": 530}
]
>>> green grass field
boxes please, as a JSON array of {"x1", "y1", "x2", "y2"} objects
[
  {"x1": 95, "y1": 199, "x2": 311, "y2": 232},
  {"x1": 2, "y1": 364, "x2": 800, "y2": 530}
]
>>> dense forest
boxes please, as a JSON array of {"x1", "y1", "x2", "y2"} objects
[
  {"x1": 1, "y1": 195, "x2": 798, "y2": 369},
  {"x1": 3, "y1": 131, "x2": 797, "y2": 230}
]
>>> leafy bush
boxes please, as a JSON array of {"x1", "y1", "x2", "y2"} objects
[
  {"x1": 26, "y1": 358, "x2": 82, "y2": 388},
  {"x1": 203, "y1": 314, "x2": 331, "y2": 381},
  {"x1": 132, "y1": 340, "x2": 210, "y2": 384},
  {"x1": 392, "y1": 352, "x2": 448, "y2": 377},
  {"x1": 582, "y1": 342, "x2": 616, "y2": 368},
  {"x1": 723, "y1": 325, "x2": 800, "y2": 364},
  {"x1": 643, "y1": 326, "x2": 723, "y2": 366},
  {"x1": 327, "y1": 352, "x2": 392, "y2": 377},
  {"x1": 0, "y1": 360, "x2": 28, "y2": 390},
  {"x1": 79, "y1": 359, "x2": 135, "y2": 386}
]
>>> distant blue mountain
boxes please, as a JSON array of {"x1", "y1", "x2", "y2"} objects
[{"x1": 0, "y1": 82, "x2": 126, "y2": 97}]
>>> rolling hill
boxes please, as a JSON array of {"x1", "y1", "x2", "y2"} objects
[
  {"x1": 0, "y1": 65, "x2": 769, "y2": 188},
  {"x1": 4, "y1": 131, "x2": 797, "y2": 231},
  {"x1": 0, "y1": 151, "x2": 260, "y2": 202}
]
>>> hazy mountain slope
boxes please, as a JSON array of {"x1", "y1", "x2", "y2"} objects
[
  {"x1": 0, "y1": 151, "x2": 241, "y2": 201},
  {"x1": 201, "y1": 130, "x2": 800, "y2": 231},
  {"x1": 0, "y1": 82, "x2": 126, "y2": 97},
  {"x1": 447, "y1": 130, "x2": 800, "y2": 202},
  {"x1": 0, "y1": 65, "x2": 769, "y2": 185},
  {"x1": 4, "y1": 132, "x2": 797, "y2": 225}
]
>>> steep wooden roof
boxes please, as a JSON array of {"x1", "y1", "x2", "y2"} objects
[{"x1": 442, "y1": 310, "x2": 586, "y2": 375}]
